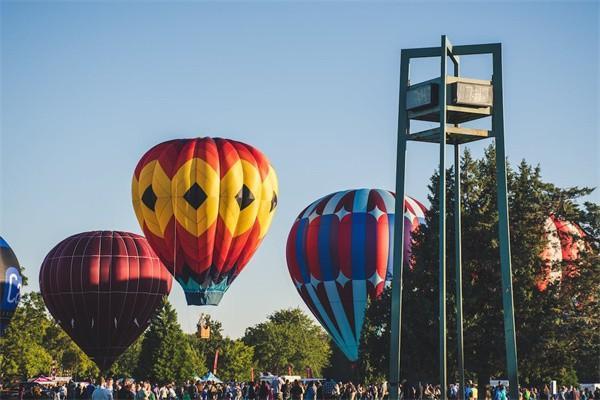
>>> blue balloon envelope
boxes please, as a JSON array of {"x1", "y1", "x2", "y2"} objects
[{"x1": 0, "y1": 236, "x2": 22, "y2": 336}]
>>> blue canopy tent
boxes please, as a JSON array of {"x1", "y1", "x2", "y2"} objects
[{"x1": 197, "y1": 372, "x2": 223, "y2": 383}]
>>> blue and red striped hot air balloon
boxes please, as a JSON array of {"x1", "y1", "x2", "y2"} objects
[{"x1": 285, "y1": 189, "x2": 426, "y2": 362}]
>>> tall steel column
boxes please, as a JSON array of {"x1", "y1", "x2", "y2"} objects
[
  {"x1": 389, "y1": 50, "x2": 410, "y2": 400},
  {"x1": 452, "y1": 51, "x2": 466, "y2": 400},
  {"x1": 491, "y1": 44, "x2": 520, "y2": 400},
  {"x1": 454, "y1": 143, "x2": 465, "y2": 400},
  {"x1": 438, "y1": 35, "x2": 449, "y2": 400}
]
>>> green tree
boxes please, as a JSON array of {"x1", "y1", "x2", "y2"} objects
[
  {"x1": 0, "y1": 293, "x2": 53, "y2": 380},
  {"x1": 108, "y1": 336, "x2": 143, "y2": 378},
  {"x1": 217, "y1": 338, "x2": 254, "y2": 381},
  {"x1": 358, "y1": 289, "x2": 392, "y2": 383},
  {"x1": 359, "y1": 148, "x2": 599, "y2": 388},
  {"x1": 136, "y1": 298, "x2": 204, "y2": 383},
  {"x1": 243, "y1": 308, "x2": 331, "y2": 375},
  {"x1": 44, "y1": 323, "x2": 98, "y2": 379},
  {"x1": 188, "y1": 315, "x2": 225, "y2": 374}
]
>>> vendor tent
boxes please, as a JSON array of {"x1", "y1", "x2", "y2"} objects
[
  {"x1": 28, "y1": 376, "x2": 54, "y2": 385},
  {"x1": 198, "y1": 372, "x2": 223, "y2": 383}
]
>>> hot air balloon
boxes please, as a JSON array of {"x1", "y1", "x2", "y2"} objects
[
  {"x1": 389, "y1": 194, "x2": 427, "y2": 279},
  {"x1": 39, "y1": 231, "x2": 172, "y2": 371},
  {"x1": 0, "y1": 236, "x2": 22, "y2": 336},
  {"x1": 132, "y1": 138, "x2": 278, "y2": 306},
  {"x1": 286, "y1": 189, "x2": 426, "y2": 361},
  {"x1": 537, "y1": 214, "x2": 586, "y2": 291}
]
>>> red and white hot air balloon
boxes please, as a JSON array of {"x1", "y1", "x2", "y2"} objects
[{"x1": 537, "y1": 214, "x2": 586, "y2": 291}]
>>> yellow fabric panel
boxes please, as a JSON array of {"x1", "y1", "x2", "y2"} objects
[
  {"x1": 152, "y1": 164, "x2": 174, "y2": 236},
  {"x1": 132, "y1": 144, "x2": 278, "y2": 244},
  {"x1": 233, "y1": 159, "x2": 261, "y2": 237},
  {"x1": 172, "y1": 158, "x2": 219, "y2": 237},
  {"x1": 132, "y1": 160, "x2": 172, "y2": 239},
  {"x1": 257, "y1": 165, "x2": 279, "y2": 239},
  {"x1": 132, "y1": 175, "x2": 144, "y2": 229},
  {"x1": 219, "y1": 159, "x2": 244, "y2": 235}
]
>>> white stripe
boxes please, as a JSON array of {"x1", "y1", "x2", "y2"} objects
[
  {"x1": 324, "y1": 281, "x2": 358, "y2": 359},
  {"x1": 352, "y1": 280, "x2": 368, "y2": 348},
  {"x1": 406, "y1": 196, "x2": 426, "y2": 219},
  {"x1": 305, "y1": 284, "x2": 346, "y2": 350},
  {"x1": 322, "y1": 190, "x2": 349, "y2": 215},
  {"x1": 301, "y1": 196, "x2": 325, "y2": 219},
  {"x1": 379, "y1": 190, "x2": 396, "y2": 214}
]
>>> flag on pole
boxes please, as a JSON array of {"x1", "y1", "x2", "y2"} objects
[{"x1": 213, "y1": 349, "x2": 219, "y2": 374}]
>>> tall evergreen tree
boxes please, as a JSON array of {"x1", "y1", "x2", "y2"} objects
[
  {"x1": 359, "y1": 147, "x2": 599, "y2": 388},
  {"x1": 136, "y1": 298, "x2": 204, "y2": 383},
  {"x1": 108, "y1": 336, "x2": 143, "y2": 378}
]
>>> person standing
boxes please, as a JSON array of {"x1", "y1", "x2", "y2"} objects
[
  {"x1": 306, "y1": 383, "x2": 317, "y2": 400},
  {"x1": 283, "y1": 381, "x2": 291, "y2": 400},
  {"x1": 465, "y1": 382, "x2": 473, "y2": 400},
  {"x1": 493, "y1": 385, "x2": 506, "y2": 400},
  {"x1": 248, "y1": 382, "x2": 257, "y2": 400},
  {"x1": 259, "y1": 382, "x2": 270, "y2": 400},
  {"x1": 92, "y1": 378, "x2": 114, "y2": 400},
  {"x1": 291, "y1": 382, "x2": 304, "y2": 400},
  {"x1": 273, "y1": 379, "x2": 282, "y2": 400}
]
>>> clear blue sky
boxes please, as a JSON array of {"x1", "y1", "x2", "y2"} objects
[{"x1": 1, "y1": 1, "x2": 598, "y2": 338}]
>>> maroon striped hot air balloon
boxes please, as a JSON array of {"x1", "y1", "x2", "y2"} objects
[{"x1": 39, "y1": 231, "x2": 172, "y2": 371}]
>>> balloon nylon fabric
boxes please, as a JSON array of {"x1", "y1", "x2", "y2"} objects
[
  {"x1": 0, "y1": 236, "x2": 22, "y2": 336},
  {"x1": 39, "y1": 231, "x2": 172, "y2": 371},
  {"x1": 537, "y1": 215, "x2": 586, "y2": 291},
  {"x1": 132, "y1": 137, "x2": 278, "y2": 306},
  {"x1": 286, "y1": 189, "x2": 426, "y2": 362}
]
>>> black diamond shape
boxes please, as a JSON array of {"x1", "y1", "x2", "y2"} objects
[
  {"x1": 183, "y1": 183, "x2": 207, "y2": 210},
  {"x1": 270, "y1": 192, "x2": 278, "y2": 212},
  {"x1": 142, "y1": 186, "x2": 157, "y2": 211},
  {"x1": 235, "y1": 184, "x2": 255, "y2": 211}
]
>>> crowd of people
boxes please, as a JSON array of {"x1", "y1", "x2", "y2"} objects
[{"x1": 8, "y1": 378, "x2": 600, "y2": 400}]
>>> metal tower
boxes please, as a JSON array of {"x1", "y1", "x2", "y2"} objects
[{"x1": 388, "y1": 35, "x2": 519, "y2": 400}]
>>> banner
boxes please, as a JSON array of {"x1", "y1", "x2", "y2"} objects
[{"x1": 213, "y1": 349, "x2": 219, "y2": 374}]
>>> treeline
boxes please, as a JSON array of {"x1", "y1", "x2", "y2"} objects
[
  {"x1": 0, "y1": 297, "x2": 331, "y2": 383},
  {"x1": 1, "y1": 148, "x2": 597, "y2": 386}
]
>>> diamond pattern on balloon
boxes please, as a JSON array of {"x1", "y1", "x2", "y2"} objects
[
  {"x1": 369, "y1": 205, "x2": 385, "y2": 220},
  {"x1": 336, "y1": 271, "x2": 350, "y2": 287},
  {"x1": 334, "y1": 207, "x2": 351, "y2": 221},
  {"x1": 235, "y1": 184, "x2": 255, "y2": 210},
  {"x1": 310, "y1": 274, "x2": 321, "y2": 288},
  {"x1": 368, "y1": 272, "x2": 384, "y2": 286},
  {"x1": 142, "y1": 185, "x2": 157, "y2": 211},
  {"x1": 183, "y1": 183, "x2": 207, "y2": 210}
]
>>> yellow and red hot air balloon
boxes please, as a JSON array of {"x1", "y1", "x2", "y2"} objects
[{"x1": 132, "y1": 138, "x2": 278, "y2": 306}]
